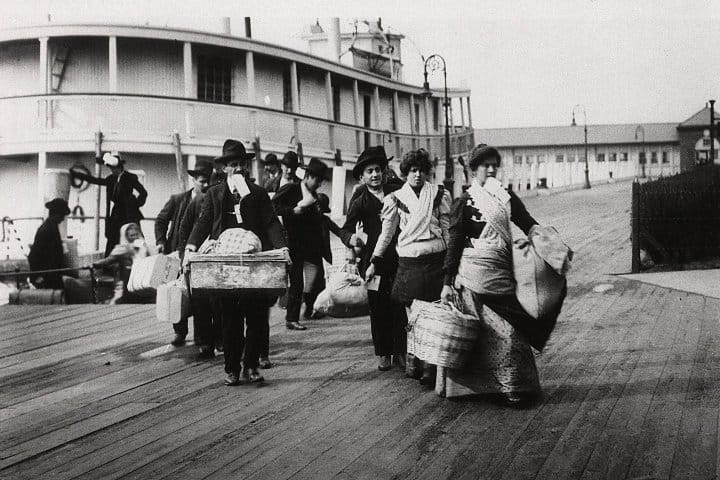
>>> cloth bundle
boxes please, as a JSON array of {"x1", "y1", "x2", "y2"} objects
[
  {"x1": 199, "y1": 228, "x2": 262, "y2": 255},
  {"x1": 313, "y1": 263, "x2": 369, "y2": 318},
  {"x1": 127, "y1": 254, "x2": 181, "y2": 293}
]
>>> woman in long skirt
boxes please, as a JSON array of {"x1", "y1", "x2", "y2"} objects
[{"x1": 366, "y1": 148, "x2": 451, "y2": 386}]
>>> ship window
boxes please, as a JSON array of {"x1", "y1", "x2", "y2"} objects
[
  {"x1": 197, "y1": 55, "x2": 232, "y2": 103},
  {"x1": 332, "y1": 85, "x2": 341, "y2": 122}
]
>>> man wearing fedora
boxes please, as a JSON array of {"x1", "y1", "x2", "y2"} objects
[
  {"x1": 156, "y1": 158, "x2": 213, "y2": 349},
  {"x1": 186, "y1": 139, "x2": 289, "y2": 386},
  {"x1": 261, "y1": 153, "x2": 281, "y2": 194},
  {"x1": 340, "y1": 146, "x2": 407, "y2": 372},
  {"x1": 28, "y1": 198, "x2": 71, "y2": 290},
  {"x1": 70, "y1": 153, "x2": 147, "y2": 256},
  {"x1": 272, "y1": 157, "x2": 329, "y2": 330}
]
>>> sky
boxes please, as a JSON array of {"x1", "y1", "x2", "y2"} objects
[{"x1": 3, "y1": 0, "x2": 720, "y2": 129}]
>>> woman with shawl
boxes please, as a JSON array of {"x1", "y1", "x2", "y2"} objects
[
  {"x1": 94, "y1": 222, "x2": 151, "y2": 304},
  {"x1": 366, "y1": 148, "x2": 451, "y2": 386},
  {"x1": 440, "y1": 145, "x2": 551, "y2": 406}
]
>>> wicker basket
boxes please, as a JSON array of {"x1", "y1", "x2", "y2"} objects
[{"x1": 407, "y1": 299, "x2": 480, "y2": 369}]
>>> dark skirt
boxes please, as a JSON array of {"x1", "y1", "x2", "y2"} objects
[{"x1": 391, "y1": 251, "x2": 446, "y2": 305}]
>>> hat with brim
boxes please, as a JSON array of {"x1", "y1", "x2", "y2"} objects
[
  {"x1": 187, "y1": 158, "x2": 214, "y2": 177},
  {"x1": 263, "y1": 153, "x2": 280, "y2": 166},
  {"x1": 301, "y1": 157, "x2": 329, "y2": 179},
  {"x1": 352, "y1": 146, "x2": 393, "y2": 179},
  {"x1": 213, "y1": 139, "x2": 256, "y2": 164},
  {"x1": 45, "y1": 198, "x2": 71, "y2": 216},
  {"x1": 102, "y1": 152, "x2": 125, "y2": 167},
  {"x1": 281, "y1": 151, "x2": 300, "y2": 169}
]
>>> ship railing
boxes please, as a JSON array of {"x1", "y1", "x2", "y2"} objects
[{"x1": 0, "y1": 93, "x2": 474, "y2": 160}]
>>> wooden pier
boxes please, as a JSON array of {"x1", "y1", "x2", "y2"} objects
[{"x1": 2, "y1": 181, "x2": 719, "y2": 480}]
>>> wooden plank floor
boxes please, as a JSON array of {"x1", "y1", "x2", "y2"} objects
[{"x1": 2, "y1": 181, "x2": 719, "y2": 480}]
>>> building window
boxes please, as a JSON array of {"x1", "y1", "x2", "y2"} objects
[
  {"x1": 332, "y1": 85, "x2": 341, "y2": 122},
  {"x1": 651, "y1": 152, "x2": 658, "y2": 163},
  {"x1": 597, "y1": 153, "x2": 605, "y2": 162},
  {"x1": 639, "y1": 152, "x2": 646, "y2": 164},
  {"x1": 197, "y1": 55, "x2": 232, "y2": 103},
  {"x1": 514, "y1": 155, "x2": 522, "y2": 165},
  {"x1": 432, "y1": 99, "x2": 439, "y2": 131},
  {"x1": 662, "y1": 151, "x2": 669, "y2": 163},
  {"x1": 621, "y1": 152, "x2": 628, "y2": 162},
  {"x1": 567, "y1": 154, "x2": 576, "y2": 162},
  {"x1": 537, "y1": 155, "x2": 546, "y2": 164},
  {"x1": 526, "y1": 155, "x2": 534, "y2": 164},
  {"x1": 555, "y1": 154, "x2": 564, "y2": 163},
  {"x1": 609, "y1": 153, "x2": 617, "y2": 162}
]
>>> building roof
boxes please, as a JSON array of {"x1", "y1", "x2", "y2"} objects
[
  {"x1": 475, "y1": 122, "x2": 679, "y2": 148},
  {"x1": 678, "y1": 105, "x2": 720, "y2": 128}
]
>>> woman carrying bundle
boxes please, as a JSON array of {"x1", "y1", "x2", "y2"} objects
[
  {"x1": 366, "y1": 148, "x2": 451, "y2": 386},
  {"x1": 440, "y1": 145, "x2": 563, "y2": 406}
]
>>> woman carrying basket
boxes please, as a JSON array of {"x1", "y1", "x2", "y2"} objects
[
  {"x1": 366, "y1": 148, "x2": 451, "y2": 387},
  {"x1": 440, "y1": 145, "x2": 548, "y2": 407}
]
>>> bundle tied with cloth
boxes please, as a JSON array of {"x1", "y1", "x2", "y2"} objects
[
  {"x1": 457, "y1": 177, "x2": 572, "y2": 350},
  {"x1": 313, "y1": 262, "x2": 369, "y2": 318}
]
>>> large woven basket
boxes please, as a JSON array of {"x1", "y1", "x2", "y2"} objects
[{"x1": 407, "y1": 299, "x2": 480, "y2": 369}]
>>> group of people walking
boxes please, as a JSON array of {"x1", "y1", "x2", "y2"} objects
[{"x1": 48, "y1": 138, "x2": 562, "y2": 406}]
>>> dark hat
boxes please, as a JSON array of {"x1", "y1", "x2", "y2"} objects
[
  {"x1": 263, "y1": 153, "x2": 279, "y2": 166},
  {"x1": 301, "y1": 157, "x2": 329, "y2": 179},
  {"x1": 214, "y1": 139, "x2": 256, "y2": 164},
  {"x1": 317, "y1": 193, "x2": 331, "y2": 214},
  {"x1": 187, "y1": 158, "x2": 214, "y2": 177},
  {"x1": 45, "y1": 198, "x2": 71, "y2": 216},
  {"x1": 281, "y1": 151, "x2": 300, "y2": 169},
  {"x1": 353, "y1": 146, "x2": 393, "y2": 179},
  {"x1": 469, "y1": 144, "x2": 501, "y2": 170}
]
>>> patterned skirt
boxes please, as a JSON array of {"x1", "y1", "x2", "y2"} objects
[{"x1": 436, "y1": 287, "x2": 541, "y2": 398}]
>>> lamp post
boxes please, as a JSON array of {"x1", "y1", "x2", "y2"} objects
[
  {"x1": 572, "y1": 104, "x2": 591, "y2": 189},
  {"x1": 634, "y1": 125, "x2": 646, "y2": 178},
  {"x1": 421, "y1": 54, "x2": 453, "y2": 195}
]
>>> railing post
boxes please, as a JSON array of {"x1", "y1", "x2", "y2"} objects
[{"x1": 631, "y1": 179, "x2": 640, "y2": 273}]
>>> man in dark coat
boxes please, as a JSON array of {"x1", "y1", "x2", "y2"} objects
[
  {"x1": 272, "y1": 157, "x2": 329, "y2": 331},
  {"x1": 28, "y1": 198, "x2": 70, "y2": 290},
  {"x1": 278, "y1": 151, "x2": 301, "y2": 189},
  {"x1": 186, "y1": 139, "x2": 289, "y2": 386},
  {"x1": 340, "y1": 146, "x2": 406, "y2": 372},
  {"x1": 261, "y1": 153, "x2": 281, "y2": 194},
  {"x1": 70, "y1": 153, "x2": 147, "y2": 256},
  {"x1": 156, "y1": 158, "x2": 213, "y2": 348}
]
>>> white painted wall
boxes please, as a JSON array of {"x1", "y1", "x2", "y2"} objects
[
  {"x1": 117, "y1": 38, "x2": 183, "y2": 97},
  {"x1": 0, "y1": 40, "x2": 39, "y2": 96}
]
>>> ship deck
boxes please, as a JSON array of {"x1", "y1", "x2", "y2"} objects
[{"x1": 2, "y1": 181, "x2": 720, "y2": 480}]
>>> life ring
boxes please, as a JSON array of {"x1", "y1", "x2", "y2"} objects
[{"x1": 69, "y1": 164, "x2": 91, "y2": 192}]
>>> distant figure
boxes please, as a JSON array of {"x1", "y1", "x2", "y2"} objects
[
  {"x1": 28, "y1": 198, "x2": 70, "y2": 290},
  {"x1": 93, "y1": 222, "x2": 151, "y2": 304},
  {"x1": 261, "y1": 153, "x2": 281, "y2": 194},
  {"x1": 70, "y1": 153, "x2": 147, "y2": 256},
  {"x1": 279, "y1": 151, "x2": 301, "y2": 188}
]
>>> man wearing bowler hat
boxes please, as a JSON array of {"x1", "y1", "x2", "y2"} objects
[
  {"x1": 28, "y1": 198, "x2": 71, "y2": 290},
  {"x1": 341, "y1": 146, "x2": 407, "y2": 372},
  {"x1": 261, "y1": 153, "x2": 281, "y2": 194},
  {"x1": 155, "y1": 158, "x2": 213, "y2": 349},
  {"x1": 272, "y1": 157, "x2": 330, "y2": 331},
  {"x1": 186, "y1": 139, "x2": 289, "y2": 386},
  {"x1": 70, "y1": 152, "x2": 147, "y2": 256}
]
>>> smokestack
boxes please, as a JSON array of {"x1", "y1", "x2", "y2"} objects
[
  {"x1": 328, "y1": 17, "x2": 341, "y2": 62},
  {"x1": 245, "y1": 17, "x2": 252, "y2": 38},
  {"x1": 220, "y1": 17, "x2": 231, "y2": 35}
]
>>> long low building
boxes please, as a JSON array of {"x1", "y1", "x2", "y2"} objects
[{"x1": 474, "y1": 105, "x2": 718, "y2": 193}]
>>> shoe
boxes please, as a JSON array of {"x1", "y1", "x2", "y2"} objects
[
  {"x1": 259, "y1": 357, "x2": 273, "y2": 369},
  {"x1": 286, "y1": 321, "x2": 307, "y2": 331},
  {"x1": 215, "y1": 343, "x2": 224, "y2": 353},
  {"x1": 378, "y1": 355, "x2": 392, "y2": 371},
  {"x1": 393, "y1": 354, "x2": 407, "y2": 369},
  {"x1": 419, "y1": 365, "x2": 437, "y2": 387},
  {"x1": 170, "y1": 334, "x2": 186, "y2": 347},
  {"x1": 224, "y1": 372, "x2": 241, "y2": 386},
  {"x1": 243, "y1": 368, "x2": 265, "y2": 384},
  {"x1": 197, "y1": 346, "x2": 215, "y2": 359}
]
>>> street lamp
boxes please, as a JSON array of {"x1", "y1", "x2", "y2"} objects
[
  {"x1": 421, "y1": 54, "x2": 453, "y2": 195},
  {"x1": 571, "y1": 104, "x2": 591, "y2": 189},
  {"x1": 634, "y1": 125, "x2": 646, "y2": 178}
]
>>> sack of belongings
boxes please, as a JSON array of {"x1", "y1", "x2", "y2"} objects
[{"x1": 313, "y1": 263, "x2": 369, "y2": 318}]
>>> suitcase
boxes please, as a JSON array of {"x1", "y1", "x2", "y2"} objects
[
  {"x1": 127, "y1": 254, "x2": 181, "y2": 293},
  {"x1": 10, "y1": 289, "x2": 65, "y2": 305},
  {"x1": 156, "y1": 280, "x2": 190, "y2": 323},
  {"x1": 188, "y1": 250, "x2": 288, "y2": 297}
]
